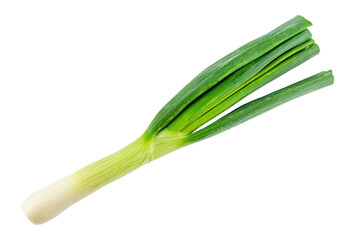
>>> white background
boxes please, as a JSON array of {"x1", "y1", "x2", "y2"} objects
[{"x1": 1, "y1": 0, "x2": 355, "y2": 239}]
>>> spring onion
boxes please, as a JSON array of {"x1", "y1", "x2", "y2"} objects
[{"x1": 22, "y1": 15, "x2": 334, "y2": 224}]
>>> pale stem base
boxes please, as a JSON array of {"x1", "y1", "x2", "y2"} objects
[{"x1": 22, "y1": 175, "x2": 86, "y2": 225}]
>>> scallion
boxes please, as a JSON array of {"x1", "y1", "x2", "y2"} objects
[{"x1": 22, "y1": 15, "x2": 334, "y2": 224}]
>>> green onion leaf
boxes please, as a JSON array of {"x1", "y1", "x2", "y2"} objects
[
  {"x1": 145, "y1": 15, "x2": 312, "y2": 138},
  {"x1": 186, "y1": 70, "x2": 334, "y2": 144}
]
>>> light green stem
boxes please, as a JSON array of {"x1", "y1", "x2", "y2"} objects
[{"x1": 72, "y1": 130, "x2": 187, "y2": 195}]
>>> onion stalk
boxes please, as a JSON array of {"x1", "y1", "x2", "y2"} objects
[{"x1": 22, "y1": 15, "x2": 334, "y2": 224}]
